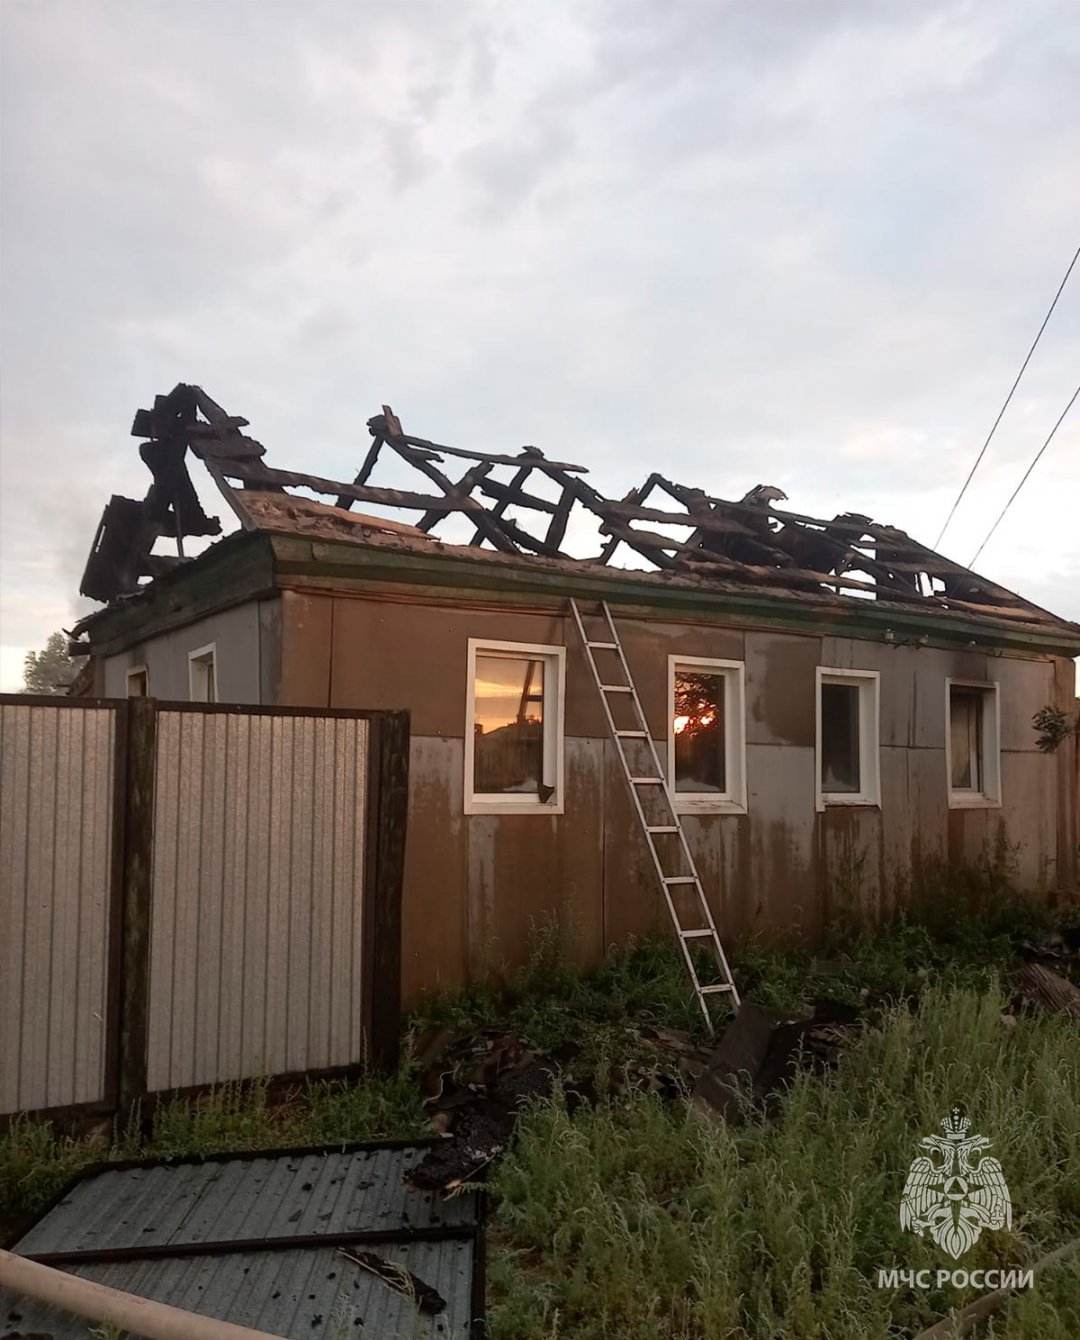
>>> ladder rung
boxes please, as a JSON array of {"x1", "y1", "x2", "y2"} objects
[
  {"x1": 663, "y1": 876, "x2": 697, "y2": 885},
  {"x1": 647, "y1": 825, "x2": 678, "y2": 833},
  {"x1": 681, "y1": 929, "x2": 715, "y2": 939},
  {"x1": 699, "y1": 984, "x2": 735, "y2": 995},
  {"x1": 630, "y1": 776, "x2": 665, "y2": 784},
  {"x1": 587, "y1": 641, "x2": 618, "y2": 649},
  {"x1": 615, "y1": 730, "x2": 648, "y2": 737},
  {"x1": 600, "y1": 684, "x2": 633, "y2": 692}
]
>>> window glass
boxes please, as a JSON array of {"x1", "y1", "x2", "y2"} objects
[
  {"x1": 821, "y1": 682, "x2": 860, "y2": 793},
  {"x1": 473, "y1": 654, "x2": 544, "y2": 795},
  {"x1": 950, "y1": 688, "x2": 982, "y2": 791},
  {"x1": 673, "y1": 670, "x2": 726, "y2": 793}
]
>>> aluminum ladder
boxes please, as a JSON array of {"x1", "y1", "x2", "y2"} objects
[{"x1": 570, "y1": 598, "x2": 741, "y2": 1030}]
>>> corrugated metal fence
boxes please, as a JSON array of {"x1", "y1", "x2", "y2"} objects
[
  {"x1": 0, "y1": 696, "x2": 409, "y2": 1124},
  {"x1": 0, "y1": 701, "x2": 121, "y2": 1116}
]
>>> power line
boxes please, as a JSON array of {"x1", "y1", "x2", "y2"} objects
[
  {"x1": 968, "y1": 381, "x2": 1080, "y2": 567},
  {"x1": 935, "y1": 241, "x2": 1080, "y2": 549}
]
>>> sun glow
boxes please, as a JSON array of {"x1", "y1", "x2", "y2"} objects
[{"x1": 673, "y1": 712, "x2": 716, "y2": 735}]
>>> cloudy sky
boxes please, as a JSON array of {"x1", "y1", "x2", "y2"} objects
[{"x1": 2, "y1": 0, "x2": 1078, "y2": 691}]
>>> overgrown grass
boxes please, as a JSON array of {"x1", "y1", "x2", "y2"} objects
[
  {"x1": 982, "y1": 1255, "x2": 1080, "y2": 1338},
  {"x1": 411, "y1": 890, "x2": 1059, "y2": 1043},
  {"x1": 1, "y1": 897, "x2": 1063, "y2": 1229},
  {"x1": 3, "y1": 898, "x2": 1075, "y2": 1339},
  {"x1": 0, "y1": 1072, "x2": 428, "y2": 1226},
  {"x1": 489, "y1": 983, "x2": 1080, "y2": 1339}
]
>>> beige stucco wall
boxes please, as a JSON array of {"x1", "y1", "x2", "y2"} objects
[{"x1": 273, "y1": 588, "x2": 1075, "y2": 1002}]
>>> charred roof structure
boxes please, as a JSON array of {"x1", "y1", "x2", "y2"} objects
[{"x1": 76, "y1": 382, "x2": 1078, "y2": 651}]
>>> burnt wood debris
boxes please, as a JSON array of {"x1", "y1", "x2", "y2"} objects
[{"x1": 79, "y1": 382, "x2": 1065, "y2": 635}]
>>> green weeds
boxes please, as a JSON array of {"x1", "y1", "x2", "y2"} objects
[{"x1": 489, "y1": 984, "x2": 1080, "y2": 1339}]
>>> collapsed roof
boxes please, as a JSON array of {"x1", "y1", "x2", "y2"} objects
[{"x1": 77, "y1": 383, "x2": 1075, "y2": 641}]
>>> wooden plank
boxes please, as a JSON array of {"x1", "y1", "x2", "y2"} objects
[
  {"x1": 398, "y1": 435, "x2": 588, "y2": 473},
  {"x1": 202, "y1": 457, "x2": 260, "y2": 530},
  {"x1": 418, "y1": 462, "x2": 494, "y2": 532},
  {"x1": 545, "y1": 486, "x2": 575, "y2": 550},
  {"x1": 602, "y1": 500, "x2": 753, "y2": 533},
  {"x1": 222, "y1": 459, "x2": 481, "y2": 514},
  {"x1": 1018, "y1": 963, "x2": 1080, "y2": 1019},
  {"x1": 597, "y1": 484, "x2": 647, "y2": 563},
  {"x1": 388, "y1": 443, "x2": 518, "y2": 551},
  {"x1": 476, "y1": 476, "x2": 559, "y2": 516},
  {"x1": 539, "y1": 471, "x2": 685, "y2": 571}
]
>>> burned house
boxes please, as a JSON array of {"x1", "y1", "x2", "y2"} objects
[{"x1": 72, "y1": 386, "x2": 1080, "y2": 1001}]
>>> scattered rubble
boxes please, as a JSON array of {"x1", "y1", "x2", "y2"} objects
[
  {"x1": 1018, "y1": 962, "x2": 1080, "y2": 1020},
  {"x1": 337, "y1": 1249, "x2": 446, "y2": 1315},
  {"x1": 693, "y1": 1001, "x2": 866, "y2": 1123},
  {"x1": 406, "y1": 1029, "x2": 563, "y2": 1192}
]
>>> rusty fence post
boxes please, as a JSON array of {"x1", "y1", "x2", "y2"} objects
[
  {"x1": 116, "y1": 696, "x2": 157, "y2": 1114},
  {"x1": 362, "y1": 710, "x2": 410, "y2": 1071}
]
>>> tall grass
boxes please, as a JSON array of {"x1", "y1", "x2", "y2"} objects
[
  {"x1": 0, "y1": 1073, "x2": 428, "y2": 1224},
  {"x1": 1, "y1": 900, "x2": 1059, "y2": 1228},
  {"x1": 489, "y1": 983, "x2": 1080, "y2": 1340}
]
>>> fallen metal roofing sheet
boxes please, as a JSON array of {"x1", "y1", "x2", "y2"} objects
[{"x1": 2, "y1": 1141, "x2": 483, "y2": 1339}]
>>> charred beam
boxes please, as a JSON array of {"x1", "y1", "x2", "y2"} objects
[
  {"x1": 418, "y1": 462, "x2": 495, "y2": 532},
  {"x1": 545, "y1": 486, "x2": 575, "y2": 551},
  {"x1": 387, "y1": 438, "x2": 519, "y2": 553},
  {"x1": 335, "y1": 436, "x2": 385, "y2": 511},
  {"x1": 221, "y1": 459, "x2": 488, "y2": 514}
]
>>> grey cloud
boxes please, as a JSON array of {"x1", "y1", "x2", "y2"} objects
[{"x1": 1, "y1": 0, "x2": 1078, "y2": 687}]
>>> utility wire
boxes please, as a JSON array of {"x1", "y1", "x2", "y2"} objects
[
  {"x1": 968, "y1": 380, "x2": 1080, "y2": 567},
  {"x1": 935, "y1": 241, "x2": 1080, "y2": 548}
]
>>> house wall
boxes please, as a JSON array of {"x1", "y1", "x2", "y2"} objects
[
  {"x1": 274, "y1": 589, "x2": 1075, "y2": 1003},
  {"x1": 102, "y1": 599, "x2": 280, "y2": 703}
]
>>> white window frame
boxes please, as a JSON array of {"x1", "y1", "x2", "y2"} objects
[
  {"x1": 188, "y1": 643, "x2": 218, "y2": 703},
  {"x1": 666, "y1": 656, "x2": 747, "y2": 814},
  {"x1": 815, "y1": 667, "x2": 881, "y2": 811},
  {"x1": 464, "y1": 638, "x2": 566, "y2": 815},
  {"x1": 126, "y1": 665, "x2": 149, "y2": 697},
  {"x1": 945, "y1": 678, "x2": 1001, "y2": 809}
]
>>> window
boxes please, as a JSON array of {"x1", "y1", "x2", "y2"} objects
[
  {"x1": 188, "y1": 644, "x2": 217, "y2": 703},
  {"x1": 126, "y1": 666, "x2": 148, "y2": 697},
  {"x1": 816, "y1": 668, "x2": 880, "y2": 809},
  {"x1": 464, "y1": 639, "x2": 565, "y2": 814},
  {"x1": 946, "y1": 680, "x2": 1001, "y2": 808},
  {"x1": 667, "y1": 657, "x2": 747, "y2": 813}
]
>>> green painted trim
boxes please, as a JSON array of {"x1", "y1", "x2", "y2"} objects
[
  {"x1": 270, "y1": 533, "x2": 1080, "y2": 657},
  {"x1": 78, "y1": 527, "x2": 1080, "y2": 659}
]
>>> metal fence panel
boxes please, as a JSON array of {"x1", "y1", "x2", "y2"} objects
[
  {"x1": 0, "y1": 702, "x2": 116, "y2": 1115},
  {"x1": 146, "y1": 710, "x2": 370, "y2": 1092}
]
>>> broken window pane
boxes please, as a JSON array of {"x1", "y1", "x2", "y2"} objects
[
  {"x1": 473, "y1": 655, "x2": 544, "y2": 794},
  {"x1": 821, "y1": 682, "x2": 860, "y2": 793},
  {"x1": 673, "y1": 670, "x2": 726, "y2": 793},
  {"x1": 950, "y1": 688, "x2": 982, "y2": 791}
]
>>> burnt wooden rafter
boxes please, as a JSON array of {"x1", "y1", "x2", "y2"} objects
[{"x1": 79, "y1": 384, "x2": 1070, "y2": 634}]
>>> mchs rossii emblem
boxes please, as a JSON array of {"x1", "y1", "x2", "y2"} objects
[{"x1": 900, "y1": 1108, "x2": 1011, "y2": 1259}]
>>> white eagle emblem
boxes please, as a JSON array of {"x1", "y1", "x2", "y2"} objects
[{"x1": 900, "y1": 1108, "x2": 1011, "y2": 1259}]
